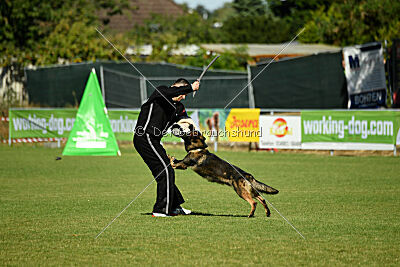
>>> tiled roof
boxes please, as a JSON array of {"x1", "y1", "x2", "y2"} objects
[{"x1": 100, "y1": 0, "x2": 185, "y2": 33}]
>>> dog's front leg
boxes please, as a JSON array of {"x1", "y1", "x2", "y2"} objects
[{"x1": 168, "y1": 155, "x2": 188, "y2": 169}]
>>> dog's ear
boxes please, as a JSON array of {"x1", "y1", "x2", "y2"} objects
[
  {"x1": 171, "y1": 124, "x2": 183, "y2": 137},
  {"x1": 189, "y1": 124, "x2": 194, "y2": 132}
]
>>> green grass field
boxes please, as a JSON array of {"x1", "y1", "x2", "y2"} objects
[{"x1": 0, "y1": 145, "x2": 399, "y2": 265}]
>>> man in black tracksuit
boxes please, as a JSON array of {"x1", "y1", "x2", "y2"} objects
[{"x1": 133, "y1": 78, "x2": 199, "y2": 217}]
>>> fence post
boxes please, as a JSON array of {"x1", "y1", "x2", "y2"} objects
[
  {"x1": 100, "y1": 65, "x2": 106, "y2": 103},
  {"x1": 8, "y1": 121, "x2": 11, "y2": 146},
  {"x1": 7, "y1": 114, "x2": 11, "y2": 146},
  {"x1": 140, "y1": 77, "x2": 147, "y2": 104},
  {"x1": 247, "y1": 65, "x2": 255, "y2": 108}
]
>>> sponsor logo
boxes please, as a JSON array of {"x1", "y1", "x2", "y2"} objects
[
  {"x1": 270, "y1": 118, "x2": 292, "y2": 138},
  {"x1": 228, "y1": 115, "x2": 258, "y2": 129}
]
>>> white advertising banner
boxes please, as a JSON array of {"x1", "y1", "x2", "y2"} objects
[
  {"x1": 259, "y1": 115, "x2": 301, "y2": 149},
  {"x1": 343, "y1": 42, "x2": 387, "y2": 108}
]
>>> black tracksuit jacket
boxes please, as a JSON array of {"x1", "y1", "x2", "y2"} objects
[{"x1": 134, "y1": 84, "x2": 193, "y2": 137}]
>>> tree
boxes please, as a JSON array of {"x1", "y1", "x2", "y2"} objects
[
  {"x1": 268, "y1": 0, "x2": 337, "y2": 18},
  {"x1": 267, "y1": 0, "x2": 340, "y2": 37},
  {"x1": 0, "y1": 0, "x2": 132, "y2": 107},
  {"x1": 0, "y1": 0, "x2": 131, "y2": 66},
  {"x1": 130, "y1": 12, "x2": 218, "y2": 63},
  {"x1": 195, "y1": 5, "x2": 210, "y2": 20},
  {"x1": 231, "y1": 0, "x2": 267, "y2": 17},
  {"x1": 299, "y1": 0, "x2": 400, "y2": 46},
  {"x1": 221, "y1": 15, "x2": 290, "y2": 43},
  {"x1": 209, "y1": 2, "x2": 236, "y2": 22},
  {"x1": 183, "y1": 47, "x2": 251, "y2": 71},
  {"x1": 215, "y1": 0, "x2": 291, "y2": 43}
]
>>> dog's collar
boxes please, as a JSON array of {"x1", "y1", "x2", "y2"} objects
[{"x1": 188, "y1": 148, "x2": 204, "y2": 153}]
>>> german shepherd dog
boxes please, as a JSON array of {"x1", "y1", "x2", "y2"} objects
[{"x1": 169, "y1": 126, "x2": 279, "y2": 217}]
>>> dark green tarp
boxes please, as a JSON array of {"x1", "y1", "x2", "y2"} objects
[
  {"x1": 250, "y1": 52, "x2": 348, "y2": 109},
  {"x1": 25, "y1": 62, "x2": 248, "y2": 108}
]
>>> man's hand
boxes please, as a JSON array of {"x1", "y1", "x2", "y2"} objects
[{"x1": 192, "y1": 81, "x2": 200, "y2": 91}]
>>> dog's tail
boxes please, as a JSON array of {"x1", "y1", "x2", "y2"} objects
[{"x1": 252, "y1": 179, "x2": 279, "y2": 194}]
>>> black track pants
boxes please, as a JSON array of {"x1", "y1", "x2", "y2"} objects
[{"x1": 133, "y1": 133, "x2": 184, "y2": 215}]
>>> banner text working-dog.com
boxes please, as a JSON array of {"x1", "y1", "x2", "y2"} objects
[{"x1": 303, "y1": 116, "x2": 393, "y2": 139}]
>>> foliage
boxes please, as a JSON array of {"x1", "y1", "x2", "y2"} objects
[
  {"x1": 231, "y1": 0, "x2": 268, "y2": 17},
  {"x1": 267, "y1": 0, "x2": 337, "y2": 40},
  {"x1": 209, "y1": 2, "x2": 235, "y2": 22},
  {"x1": 0, "y1": 0, "x2": 132, "y2": 107},
  {"x1": 1, "y1": 0, "x2": 398, "y2": 67},
  {"x1": 212, "y1": 0, "x2": 290, "y2": 43},
  {"x1": 36, "y1": 19, "x2": 125, "y2": 65},
  {"x1": 299, "y1": 0, "x2": 400, "y2": 46},
  {"x1": 0, "y1": 0, "x2": 131, "y2": 66},
  {"x1": 129, "y1": 13, "x2": 253, "y2": 69},
  {"x1": 182, "y1": 47, "x2": 251, "y2": 71},
  {"x1": 1, "y1": 0, "x2": 398, "y2": 74},
  {"x1": 131, "y1": 13, "x2": 217, "y2": 47},
  {"x1": 268, "y1": 0, "x2": 338, "y2": 20},
  {"x1": 220, "y1": 14, "x2": 291, "y2": 43}
]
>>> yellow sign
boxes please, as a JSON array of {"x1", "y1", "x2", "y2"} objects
[{"x1": 225, "y1": 108, "x2": 260, "y2": 142}]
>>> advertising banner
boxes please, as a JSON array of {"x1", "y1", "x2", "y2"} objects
[
  {"x1": 9, "y1": 108, "x2": 77, "y2": 138},
  {"x1": 198, "y1": 109, "x2": 260, "y2": 142},
  {"x1": 9, "y1": 108, "x2": 191, "y2": 143},
  {"x1": 259, "y1": 115, "x2": 301, "y2": 149},
  {"x1": 108, "y1": 110, "x2": 138, "y2": 141},
  {"x1": 301, "y1": 110, "x2": 400, "y2": 150},
  {"x1": 9, "y1": 109, "x2": 138, "y2": 140},
  {"x1": 198, "y1": 109, "x2": 230, "y2": 142},
  {"x1": 343, "y1": 42, "x2": 387, "y2": 108},
  {"x1": 225, "y1": 109, "x2": 260, "y2": 142}
]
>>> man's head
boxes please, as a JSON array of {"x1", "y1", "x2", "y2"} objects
[
  {"x1": 172, "y1": 78, "x2": 190, "y2": 102},
  {"x1": 172, "y1": 78, "x2": 190, "y2": 87}
]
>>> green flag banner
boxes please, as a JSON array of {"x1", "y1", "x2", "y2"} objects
[
  {"x1": 9, "y1": 109, "x2": 191, "y2": 143},
  {"x1": 9, "y1": 109, "x2": 138, "y2": 140},
  {"x1": 301, "y1": 110, "x2": 400, "y2": 150},
  {"x1": 9, "y1": 108, "x2": 77, "y2": 138},
  {"x1": 63, "y1": 69, "x2": 120, "y2": 156}
]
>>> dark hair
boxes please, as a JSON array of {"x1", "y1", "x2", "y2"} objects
[{"x1": 173, "y1": 78, "x2": 190, "y2": 87}]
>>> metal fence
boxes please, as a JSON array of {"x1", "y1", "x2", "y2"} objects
[{"x1": 100, "y1": 66, "x2": 249, "y2": 108}]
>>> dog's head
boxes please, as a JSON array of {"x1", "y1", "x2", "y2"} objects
[
  {"x1": 170, "y1": 119, "x2": 207, "y2": 152},
  {"x1": 170, "y1": 118, "x2": 195, "y2": 137},
  {"x1": 181, "y1": 125, "x2": 208, "y2": 152}
]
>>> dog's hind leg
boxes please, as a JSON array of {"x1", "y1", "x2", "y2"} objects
[
  {"x1": 245, "y1": 196, "x2": 257, "y2": 218},
  {"x1": 233, "y1": 181, "x2": 257, "y2": 218},
  {"x1": 256, "y1": 195, "x2": 271, "y2": 217},
  {"x1": 240, "y1": 192, "x2": 257, "y2": 218}
]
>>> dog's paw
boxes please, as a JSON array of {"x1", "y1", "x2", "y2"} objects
[{"x1": 168, "y1": 155, "x2": 177, "y2": 168}]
